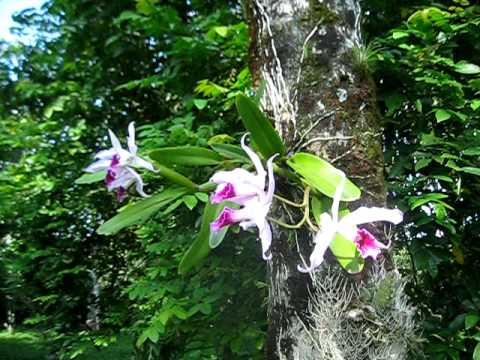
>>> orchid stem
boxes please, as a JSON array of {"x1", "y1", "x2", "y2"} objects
[
  {"x1": 274, "y1": 194, "x2": 305, "y2": 207},
  {"x1": 269, "y1": 188, "x2": 312, "y2": 229}
]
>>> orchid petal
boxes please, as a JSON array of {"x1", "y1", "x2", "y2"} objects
[
  {"x1": 338, "y1": 207, "x2": 402, "y2": 241},
  {"x1": 128, "y1": 168, "x2": 149, "y2": 197},
  {"x1": 258, "y1": 220, "x2": 272, "y2": 260},
  {"x1": 107, "y1": 168, "x2": 134, "y2": 191},
  {"x1": 211, "y1": 168, "x2": 259, "y2": 186},
  {"x1": 85, "y1": 159, "x2": 110, "y2": 173},
  {"x1": 241, "y1": 134, "x2": 266, "y2": 182},
  {"x1": 95, "y1": 148, "x2": 117, "y2": 160},
  {"x1": 108, "y1": 129, "x2": 122, "y2": 151},
  {"x1": 127, "y1": 122, "x2": 138, "y2": 155},
  {"x1": 331, "y1": 171, "x2": 346, "y2": 224},
  {"x1": 264, "y1": 154, "x2": 278, "y2": 203},
  {"x1": 132, "y1": 156, "x2": 156, "y2": 172},
  {"x1": 298, "y1": 226, "x2": 335, "y2": 272}
]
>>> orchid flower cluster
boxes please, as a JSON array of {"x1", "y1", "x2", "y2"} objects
[
  {"x1": 85, "y1": 122, "x2": 156, "y2": 202},
  {"x1": 209, "y1": 134, "x2": 277, "y2": 260},
  {"x1": 84, "y1": 121, "x2": 403, "y2": 273}
]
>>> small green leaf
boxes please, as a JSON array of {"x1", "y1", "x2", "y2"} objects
[
  {"x1": 74, "y1": 171, "x2": 106, "y2": 184},
  {"x1": 287, "y1": 153, "x2": 361, "y2": 201},
  {"x1": 193, "y1": 99, "x2": 208, "y2": 110},
  {"x1": 329, "y1": 234, "x2": 364, "y2": 274},
  {"x1": 415, "y1": 99, "x2": 423, "y2": 113},
  {"x1": 392, "y1": 31, "x2": 409, "y2": 39},
  {"x1": 461, "y1": 167, "x2": 480, "y2": 176},
  {"x1": 465, "y1": 314, "x2": 480, "y2": 329},
  {"x1": 474, "y1": 342, "x2": 480, "y2": 360},
  {"x1": 385, "y1": 92, "x2": 404, "y2": 114},
  {"x1": 214, "y1": 26, "x2": 229, "y2": 37},
  {"x1": 97, "y1": 187, "x2": 188, "y2": 235},
  {"x1": 182, "y1": 195, "x2": 198, "y2": 210},
  {"x1": 435, "y1": 109, "x2": 451, "y2": 123},
  {"x1": 408, "y1": 193, "x2": 449, "y2": 210},
  {"x1": 235, "y1": 94, "x2": 285, "y2": 158},
  {"x1": 415, "y1": 158, "x2": 431, "y2": 172},
  {"x1": 150, "y1": 146, "x2": 222, "y2": 166},
  {"x1": 454, "y1": 61, "x2": 480, "y2": 75},
  {"x1": 471, "y1": 100, "x2": 480, "y2": 111},
  {"x1": 463, "y1": 147, "x2": 480, "y2": 156},
  {"x1": 195, "y1": 192, "x2": 209, "y2": 202}
]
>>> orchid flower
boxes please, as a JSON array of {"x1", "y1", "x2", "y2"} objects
[
  {"x1": 85, "y1": 122, "x2": 156, "y2": 202},
  {"x1": 210, "y1": 134, "x2": 277, "y2": 260},
  {"x1": 298, "y1": 172, "x2": 403, "y2": 272}
]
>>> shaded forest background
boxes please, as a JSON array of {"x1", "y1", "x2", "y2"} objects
[{"x1": 0, "y1": 0, "x2": 479, "y2": 359}]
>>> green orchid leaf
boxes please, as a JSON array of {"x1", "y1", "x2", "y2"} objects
[
  {"x1": 155, "y1": 164, "x2": 198, "y2": 190},
  {"x1": 74, "y1": 171, "x2": 106, "y2": 184},
  {"x1": 97, "y1": 187, "x2": 189, "y2": 235},
  {"x1": 235, "y1": 94, "x2": 285, "y2": 158},
  {"x1": 150, "y1": 146, "x2": 223, "y2": 166},
  {"x1": 329, "y1": 233, "x2": 364, "y2": 274},
  {"x1": 179, "y1": 202, "x2": 224, "y2": 274},
  {"x1": 287, "y1": 153, "x2": 361, "y2": 201},
  {"x1": 210, "y1": 143, "x2": 249, "y2": 162}
]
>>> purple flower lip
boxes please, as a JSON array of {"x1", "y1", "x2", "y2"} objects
[
  {"x1": 116, "y1": 186, "x2": 126, "y2": 202},
  {"x1": 211, "y1": 183, "x2": 236, "y2": 204},
  {"x1": 354, "y1": 228, "x2": 386, "y2": 260},
  {"x1": 210, "y1": 207, "x2": 237, "y2": 232},
  {"x1": 105, "y1": 154, "x2": 120, "y2": 188}
]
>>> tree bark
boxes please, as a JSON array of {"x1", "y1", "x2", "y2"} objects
[{"x1": 244, "y1": 1, "x2": 390, "y2": 358}]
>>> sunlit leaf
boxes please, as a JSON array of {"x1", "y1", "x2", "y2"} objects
[
  {"x1": 287, "y1": 153, "x2": 361, "y2": 201},
  {"x1": 235, "y1": 94, "x2": 285, "y2": 158}
]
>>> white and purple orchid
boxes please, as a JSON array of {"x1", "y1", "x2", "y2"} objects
[
  {"x1": 298, "y1": 172, "x2": 403, "y2": 272},
  {"x1": 209, "y1": 134, "x2": 277, "y2": 260},
  {"x1": 85, "y1": 122, "x2": 156, "y2": 202}
]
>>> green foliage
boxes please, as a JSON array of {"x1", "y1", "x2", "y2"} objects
[
  {"x1": 235, "y1": 94, "x2": 286, "y2": 158},
  {"x1": 375, "y1": 2, "x2": 480, "y2": 358},
  {"x1": 287, "y1": 153, "x2": 361, "y2": 201}
]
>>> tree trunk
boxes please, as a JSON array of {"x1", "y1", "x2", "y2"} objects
[{"x1": 244, "y1": 1, "x2": 401, "y2": 359}]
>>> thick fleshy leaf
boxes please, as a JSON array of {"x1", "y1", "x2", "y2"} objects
[
  {"x1": 210, "y1": 143, "x2": 249, "y2": 162},
  {"x1": 179, "y1": 202, "x2": 224, "y2": 274},
  {"x1": 235, "y1": 94, "x2": 285, "y2": 158},
  {"x1": 97, "y1": 187, "x2": 188, "y2": 235},
  {"x1": 287, "y1": 153, "x2": 361, "y2": 201},
  {"x1": 75, "y1": 171, "x2": 106, "y2": 184},
  {"x1": 150, "y1": 146, "x2": 223, "y2": 166},
  {"x1": 310, "y1": 196, "x2": 323, "y2": 226},
  {"x1": 155, "y1": 164, "x2": 197, "y2": 190},
  {"x1": 329, "y1": 233, "x2": 364, "y2": 274},
  {"x1": 209, "y1": 224, "x2": 229, "y2": 249}
]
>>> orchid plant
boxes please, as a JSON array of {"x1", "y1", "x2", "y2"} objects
[{"x1": 79, "y1": 94, "x2": 403, "y2": 275}]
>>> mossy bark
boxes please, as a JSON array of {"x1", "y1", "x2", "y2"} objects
[{"x1": 245, "y1": 1, "x2": 388, "y2": 359}]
